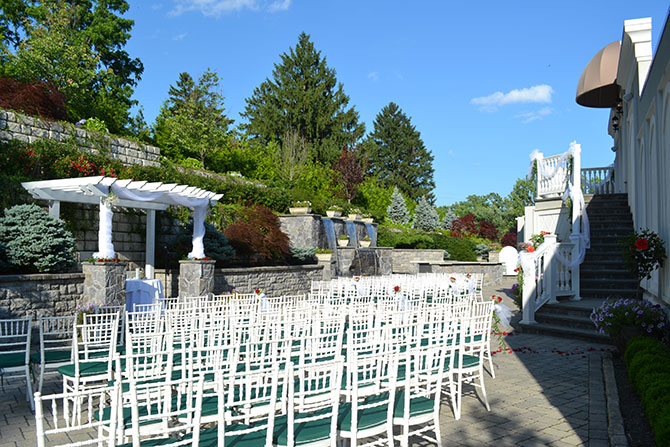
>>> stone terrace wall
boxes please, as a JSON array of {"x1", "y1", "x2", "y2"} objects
[
  {"x1": 392, "y1": 249, "x2": 446, "y2": 274},
  {"x1": 0, "y1": 273, "x2": 84, "y2": 320},
  {"x1": 0, "y1": 109, "x2": 160, "y2": 167},
  {"x1": 213, "y1": 265, "x2": 324, "y2": 297}
]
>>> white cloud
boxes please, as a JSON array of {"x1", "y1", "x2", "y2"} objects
[
  {"x1": 516, "y1": 106, "x2": 553, "y2": 123},
  {"x1": 447, "y1": 149, "x2": 456, "y2": 157},
  {"x1": 170, "y1": 0, "x2": 290, "y2": 16},
  {"x1": 367, "y1": 72, "x2": 379, "y2": 82},
  {"x1": 267, "y1": 0, "x2": 290, "y2": 12},
  {"x1": 173, "y1": 32, "x2": 188, "y2": 40},
  {"x1": 471, "y1": 84, "x2": 554, "y2": 112}
]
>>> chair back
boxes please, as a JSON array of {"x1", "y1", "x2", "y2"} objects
[
  {"x1": 0, "y1": 317, "x2": 32, "y2": 367},
  {"x1": 38, "y1": 315, "x2": 75, "y2": 362}
]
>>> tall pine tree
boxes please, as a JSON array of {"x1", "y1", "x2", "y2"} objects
[
  {"x1": 241, "y1": 32, "x2": 365, "y2": 165},
  {"x1": 365, "y1": 102, "x2": 435, "y2": 201}
]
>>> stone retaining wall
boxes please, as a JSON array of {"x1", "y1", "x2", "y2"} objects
[
  {"x1": 0, "y1": 109, "x2": 160, "y2": 167},
  {"x1": 417, "y1": 261, "x2": 504, "y2": 286},
  {"x1": 0, "y1": 273, "x2": 84, "y2": 320},
  {"x1": 392, "y1": 249, "x2": 446, "y2": 274},
  {"x1": 213, "y1": 265, "x2": 324, "y2": 296}
]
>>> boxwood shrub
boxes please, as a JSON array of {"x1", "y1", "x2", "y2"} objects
[{"x1": 625, "y1": 336, "x2": 670, "y2": 445}]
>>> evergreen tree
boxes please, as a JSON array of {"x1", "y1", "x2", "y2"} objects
[
  {"x1": 413, "y1": 196, "x2": 440, "y2": 231},
  {"x1": 442, "y1": 209, "x2": 456, "y2": 230},
  {"x1": 386, "y1": 186, "x2": 409, "y2": 225},
  {"x1": 365, "y1": 102, "x2": 435, "y2": 201},
  {"x1": 154, "y1": 69, "x2": 232, "y2": 168},
  {"x1": 241, "y1": 32, "x2": 365, "y2": 165}
]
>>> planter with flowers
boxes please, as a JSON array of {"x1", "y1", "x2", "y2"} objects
[
  {"x1": 315, "y1": 248, "x2": 333, "y2": 262},
  {"x1": 362, "y1": 214, "x2": 374, "y2": 224},
  {"x1": 326, "y1": 205, "x2": 343, "y2": 218},
  {"x1": 289, "y1": 201, "x2": 312, "y2": 215},
  {"x1": 359, "y1": 236, "x2": 371, "y2": 248},
  {"x1": 591, "y1": 297, "x2": 668, "y2": 353},
  {"x1": 347, "y1": 208, "x2": 363, "y2": 221},
  {"x1": 338, "y1": 234, "x2": 349, "y2": 247},
  {"x1": 621, "y1": 229, "x2": 667, "y2": 299}
]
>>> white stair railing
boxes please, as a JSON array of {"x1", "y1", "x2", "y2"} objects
[
  {"x1": 522, "y1": 142, "x2": 585, "y2": 324},
  {"x1": 582, "y1": 166, "x2": 615, "y2": 194}
]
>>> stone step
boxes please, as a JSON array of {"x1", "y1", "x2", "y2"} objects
[
  {"x1": 537, "y1": 300, "x2": 602, "y2": 317},
  {"x1": 518, "y1": 321, "x2": 612, "y2": 344},
  {"x1": 580, "y1": 287, "x2": 638, "y2": 299},
  {"x1": 586, "y1": 207, "x2": 632, "y2": 214},
  {"x1": 581, "y1": 278, "x2": 638, "y2": 289},
  {"x1": 534, "y1": 312, "x2": 598, "y2": 331}
]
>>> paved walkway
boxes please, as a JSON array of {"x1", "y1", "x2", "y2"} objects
[{"x1": 0, "y1": 278, "x2": 617, "y2": 446}]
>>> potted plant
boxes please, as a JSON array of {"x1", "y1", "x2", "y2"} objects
[
  {"x1": 315, "y1": 248, "x2": 333, "y2": 262},
  {"x1": 347, "y1": 208, "x2": 362, "y2": 221},
  {"x1": 621, "y1": 229, "x2": 667, "y2": 299},
  {"x1": 289, "y1": 201, "x2": 312, "y2": 215},
  {"x1": 338, "y1": 234, "x2": 349, "y2": 247},
  {"x1": 359, "y1": 236, "x2": 371, "y2": 248},
  {"x1": 362, "y1": 213, "x2": 374, "y2": 224},
  {"x1": 326, "y1": 205, "x2": 343, "y2": 218}
]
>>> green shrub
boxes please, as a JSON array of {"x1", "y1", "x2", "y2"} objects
[
  {"x1": 628, "y1": 353, "x2": 670, "y2": 389},
  {"x1": 0, "y1": 203, "x2": 76, "y2": 273},
  {"x1": 625, "y1": 336, "x2": 667, "y2": 366},
  {"x1": 420, "y1": 233, "x2": 477, "y2": 261},
  {"x1": 653, "y1": 406, "x2": 670, "y2": 446},
  {"x1": 289, "y1": 246, "x2": 317, "y2": 265}
]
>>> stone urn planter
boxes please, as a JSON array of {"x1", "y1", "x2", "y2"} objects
[
  {"x1": 326, "y1": 210, "x2": 342, "y2": 217},
  {"x1": 337, "y1": 238, "x2": 349, "y2": 247},
  {"x1": 347, "y1": 214, "x2": 362, "y2": 221},
  {"x1": 289, "y1": 207, "x2": 311, "y2": 215},
  {"x1": 316, "y1": 253, "x2": 333, "y2": 262},
  {"x1": 359, "y1": 240, "x2": 371, "y2": 248},
  {"x1": 362, "y1": 217, "x2": 374, "y2": 224}
]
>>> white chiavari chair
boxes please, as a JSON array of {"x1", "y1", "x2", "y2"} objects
[
  {"x1": 33, "y1": 315, "x2": 74, "y2": 394},
  {"x1": 0, "y1": 316, "x2": 33, "y2": 407}
]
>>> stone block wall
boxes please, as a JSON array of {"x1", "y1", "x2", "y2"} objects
[
  {"x1": 0, "y1": 273, "x2": 84, "y2": 320},
  {"x1": 213, "y1": 265, "x2": 324, "y2": 296},
  {"x1": 0, "y1": 109, "x2": 160, "y2": 167},
  {"x1": 392, "y1": 249, "x2": 446, "y2": 274}
]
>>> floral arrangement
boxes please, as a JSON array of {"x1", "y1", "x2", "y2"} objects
[
  {"x1": 591, "y1": 297, "x2": 668, "y2": 339},
  {"x1": 518, "y1": 231, "x2": 550, "y2": 254},
  {"x1": 393, "y1": 285, "x2": 400, "y2": 294},
  {"x1": 88, "y1": 257, "x2": 121, "y2": 262},
  {"x1": 490, "y1": 295, "x2": 508, "y2": 348},
  {"x1": 621, "y1": 229, "x2": 666, "y2": 288},
  {"x1": 349, "y1": 208, "x2": 362, "y2": 214},
  {"x1": 338, "y1": 234, "x2": 349, "y2": 240},
  {"x1": 75, "y1": 302, "x2": 99, "y2": 325},
  {"x1": 327, "y1": 204, "x2": 344, "y2": 211},
  {"x1": 191, "y1": 257, "x2": 212, "y2": 261},
  {"x1": 449, "y1": 277, "x2": 456, "y2": 283},
  {"x1": 517, "y1": 242, "x2": 535, "y2": 253},
  {"x1": 292, "y1": 200, "x2": 311, "y2": 207},
  {"x1": 353, "y1": 276, "x2": 360, "y2": 282},
  {"x1": 254, "y1": 288, "x2": 263, "y2": 295},
  {"x1": 465, "y1": 273, "x2": 472, "y2": 279}
]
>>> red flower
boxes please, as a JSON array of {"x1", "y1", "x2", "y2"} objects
[
  {"x1": 393, "y1": 285, "x2": 400, "y2": 293},
  {"x1": 541, "y1": 231, "x2": 550, "y2": 235},
  {"x1": 635, "y1": 238, "x2": 649, "y2": 250},
  {"x1": 514, "y1": 268, "x2": 520, "y2": 273},
  {"x1": 527, "y1": 246, "x2": 535, "y2": 253},
  {"x1": 255, "y1": 288, "x2": 261, "y2": 294}
]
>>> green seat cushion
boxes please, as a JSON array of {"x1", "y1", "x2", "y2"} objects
[
  {"x1": 58, "y1": 361, "x2": 108, "y2": 377},
  {"x1": 0, "y1": 352, "x2": 27, "y2": 368},
  {"x1": 116, "y1": 427, "x2": 219, "y2": 447},
  {"x1": 30, "y1": 350, "x2": 71, "y2": 365},
  {"x1": 337, "y1": 394, "x2": 390, "y2": 432},
  {"x1": 393, "y1": 390, "x2": 434, "y2": 418},
  {"x1": 274, "y1": 408, "x2": 333, "y2": 446},
  {"x1": 446, "y1": 354, "x2": 479, "y2": 371}
]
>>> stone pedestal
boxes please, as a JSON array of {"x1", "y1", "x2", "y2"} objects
[
  {"x1": 81, "y1": 261, "x2": 127, "y2": 306},
  {"x1": 179, "y1": 260, "x2": 216, "y2": 297}
]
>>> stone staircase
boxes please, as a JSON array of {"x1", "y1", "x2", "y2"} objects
[{"x1": 520, "y1": 193, "x2": 637, "y2": 343}]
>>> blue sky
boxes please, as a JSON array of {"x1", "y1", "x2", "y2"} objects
[{"x1": 125, "y1": 1, "x2": 669, "y2": 207}]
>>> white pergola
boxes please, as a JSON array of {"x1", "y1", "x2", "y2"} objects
[{"x1": 21, "y1": 176, "x2": 223, "y2": 279}]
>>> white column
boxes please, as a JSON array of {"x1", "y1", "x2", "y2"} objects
[
  {"x1": 48, "y1": 200, "x2": 60, "y2": 219},
  {"x1": 145, "y1": 209, "x2": 156, "y2": 279},
  {"x1": 571, "y1": 149, "x2": 582, "y2": 301},
  {"x1": 92, "y1": 198, "x2": 115, "y2": 259}
]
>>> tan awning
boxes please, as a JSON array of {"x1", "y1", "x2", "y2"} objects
[{"x1": 576, "y1": 41, "x2": 621, "y2": 108}]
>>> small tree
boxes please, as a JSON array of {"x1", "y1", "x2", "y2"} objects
[
  {"x1": 332, "y1": 145, "x2": 364, "y2": 202},
  {"x1": 386, "y1": 186, "x2": 409, "y2": 225},
  {"x1": 0, "y1": 203, "x2": 76, "y2": 273},
  {"x1": 451, "y1": 213, "x2": 478, "y2": 238},
  {"x1": 414, "y1": 196, "x2": 440, "y2": 231},
  {"x1": 442, "y1": 209, "x2": 456, "y2": 230},
  {"x1": 478, "y1": 220, "x2": 498, "y2": 240}
]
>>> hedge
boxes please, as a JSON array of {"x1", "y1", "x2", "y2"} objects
[{"x1": 625, "y1": 336, "x2": 670, "y2": 445}]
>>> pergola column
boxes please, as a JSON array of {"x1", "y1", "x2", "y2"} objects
[{"x1": 145, "y1": 209, "x2": 156, "y2": 279}]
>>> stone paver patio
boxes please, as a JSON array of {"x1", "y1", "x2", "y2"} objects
[{"x1": 0, "y1": 278, "x2": 617, "y2": 446}]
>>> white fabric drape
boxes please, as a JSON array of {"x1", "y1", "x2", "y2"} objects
[
  {"x1": 494, "y1": 303, "x2": 512, "y2": 328},
  {"x1": 108, "y1": 184, "x2": 211, "y2": 259},
  {"x1": 93, "y1": 198, "x2": 115, "y2": 259},
  {"x1": 528, "y1": 141, "x2": 581, "y2": 181}
]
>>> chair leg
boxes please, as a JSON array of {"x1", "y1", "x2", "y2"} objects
[
  {"x1": 487, "y1": 344, "x2": 495, "y2": 379},
  {"x1": 478, "y1": 368, "x2": 491, "y2": 411},
  {"x1": 38, "y1": 364, "x2": 45, "y2": 393},
  {"x1": 25, "y1": 366, "x2": 34, "y2": 410},
  {"x1": 434, "y1": 415, "x2": 443, "y2": 447}
]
